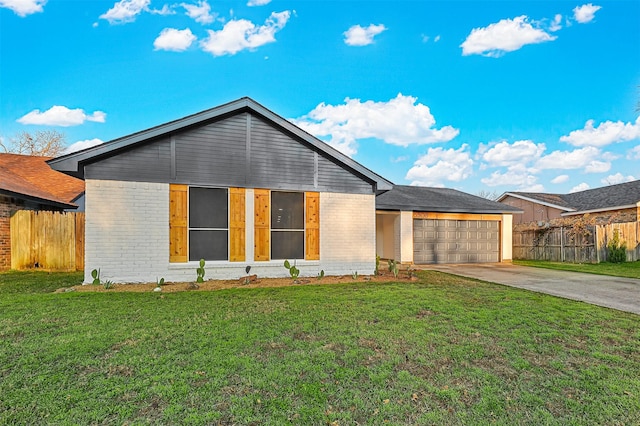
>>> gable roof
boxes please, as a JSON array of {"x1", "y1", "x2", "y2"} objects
[
  {"x1": 377, "y1": 185, "x2": 522, "y2": 214},
  {"x1": 499, "y1": 179, "x2": 640, "y2": 215},
  {"x1": 48, "y1": 97, "x2": 393, "y2": 192},
  {"x1": 0, "y1": 153, "x2": 85, "y2": 209}
]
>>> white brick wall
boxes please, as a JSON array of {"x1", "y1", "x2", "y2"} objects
[
  {"x1": 501, "y1": 214, "x2": 513, "y2": 261},
  {"x1": 85, "y1": 181, "x2": 377, "y2": 283},
  {"x1": 84, "y1": 180, "x2": 169, "y2": 283},
  {"x1": 319, "y1": 192, "x2": 376, "y2": 276},
  {"x1": 399, "y1": 211, "x2": 413, "y2": 263}
]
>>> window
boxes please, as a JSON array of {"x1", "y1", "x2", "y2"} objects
[
  {"x1": 271, "y1": 191, "x2": 304, "y2": 260},
  {"x1": 188, "y1": 187, "x2": 228, "y2": 261}
]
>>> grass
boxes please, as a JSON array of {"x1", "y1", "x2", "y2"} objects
[
  {"x1": 1, "y1": 271, "x2": 639, "y2": 425},
  {"x1": 514, "y1": 259, "x2": 640, "y2": 279}
]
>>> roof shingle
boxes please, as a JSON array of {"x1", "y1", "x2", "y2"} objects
[
  {"x1": 502, "y1": 180, "x2": 640, "y2": 214},
  {"x1": 0, "y1": 153, "x2": 85, "y2": 207},
  {"x1": 377, "y1": 185, "x2": 522, "y2": 213}
]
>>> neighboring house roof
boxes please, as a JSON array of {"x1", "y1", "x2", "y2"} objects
[
  {"x1": 48, "y1": 97, "x2": 393, "y2": 192},
  {"x1": 376, "y1": 185, "x2": 522, "y2": 214},
  {"x1": 0, "y1": 153, "x2": 85, "y2": 209},
  {"x1": 498, "y1": 180, "x2": 640, "y2": 216}
]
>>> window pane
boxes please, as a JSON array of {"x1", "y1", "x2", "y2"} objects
[
  {"x1": 189, "y1": 230, "x2": 228, "y2": 261},
  {"x1": 189, "y1": 187, "x2": 228, "y2": 229},
  {"x1": 271, "y1": 231, "x2": 304, "y2": 260},
  {"x1": 271, "y1": 192, "x2": 304, "y2": 229}
]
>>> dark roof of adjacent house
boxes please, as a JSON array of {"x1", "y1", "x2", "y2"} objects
[
  {"x1": 48, "y1": 97, "x2": 393, "y2": 191},
  {"x1": 0, "y1": 153, "x2": 85, "y2": 209},
  {"x1": 498, "y1": 179, "x2": 640, "y2": 215},
  {"x1": 376, "y1": 185, "x2": 522, "y2": 214}
]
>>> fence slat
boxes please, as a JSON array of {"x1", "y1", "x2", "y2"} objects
[{"x1": 10, "y1": 210, "x2": 85, "y2": 271}]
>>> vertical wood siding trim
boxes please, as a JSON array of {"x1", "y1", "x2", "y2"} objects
[
  {"x1": 305, "y1": 192, "x2": 320, "y2": 260},
  {"x1": 246, "y1": 114, "x2": 251, "y2": 186},
  {"x1": 170, "y1": 135, "x2": 176, "y2": 180},
  {"x1": 254, "y1": 188, "x2": 270, "y2": 261},
  {"x1": 229, "y1": 187, "x2": 246, "y2": 262},
  {"x1": 169, "y1": 184, "x2": 188, "y2": 262}
]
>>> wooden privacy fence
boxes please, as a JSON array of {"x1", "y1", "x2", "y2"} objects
[
  {"x1": 10, "y1": 210, "x2": 84, "y2": 271},
  {"x1": 513, "y1": 221, "x2": 639, "y2": 263}
]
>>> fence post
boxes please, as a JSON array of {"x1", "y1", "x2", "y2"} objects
[
  {"x1": 595, "y1": 225, "x2": 600, "y2": 263},
  {"x1": 560, "y1": 226, "x2": 564, "y2": 262}
]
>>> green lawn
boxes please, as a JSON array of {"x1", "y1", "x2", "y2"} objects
[
  {"x1": 514, "y1": 259, "x2": 640, "y2": 279},
  {"x1": 1, "y1": 271, "x2": 639, "y2": 425}
]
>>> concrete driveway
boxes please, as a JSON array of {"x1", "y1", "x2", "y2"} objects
[{"x1": 422, "y1": 263, "x2": 640, "y2": 315}]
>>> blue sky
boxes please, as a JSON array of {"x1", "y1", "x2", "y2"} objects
[{"x1": 1, "y1": 0, "x2": 638, "y2": 196}]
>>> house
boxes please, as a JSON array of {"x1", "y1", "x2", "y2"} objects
[
  {"x1": 0, "y1": 153, "x2": 85, "y2": 270},
  {"x1": 49, "y1": 98, "x2": 394, "y2": 283},
  {"x1": 498, "y1": 180, "x2": 640, "y2": 226},
  {"x1": 376, "y1": 185, "x2": 521, "y2": 264},
  {"x1": 48, "y1": 98, "x2": 520, "y2": 283}
]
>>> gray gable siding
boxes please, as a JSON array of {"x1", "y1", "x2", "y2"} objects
[
  {"x1": 85, "y1": 137, "x2": 172, "y2": 182},
  {"x1": 84, "y1": 112, "x2": 374, "y2": 194},
  {"x1": 249, "y1": 114, "x2": 316, "y2": 189},
  {"x1": 175, "y1": 113, "x2": 247, "y2": 186}
]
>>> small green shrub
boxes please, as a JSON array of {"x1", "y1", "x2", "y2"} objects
[
  {"x1": 284, "y1": 260, "x2": 300, "y2": 280},
  {"x1": 607, "y1": 229, "x2": 627, "y2": 263},
  {"x1": 352, "y1": 271, "x2": 358, "y2": 280},
  {"x1": 317, "y1": 270, "x2": 325, "y2": 280},
  {"x1": 90, "y1": 268, "x2": 100, "y2": 285},
  {"x1": 375, "y1": 255, "x2": 380, "y2": 275},
  {"x1": 103, "y1": 280, "x2": 114, "y2": 290},
  {"x1": 388, "y1": 259, "x2": 399, "y2": 278},
  {"x1": 196, "y1": 259, "x2": 206, "y2": 283}
]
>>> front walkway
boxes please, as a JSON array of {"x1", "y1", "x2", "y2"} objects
[{"x1": 421, "y1": 263, "x2": 640, "y2": 315}]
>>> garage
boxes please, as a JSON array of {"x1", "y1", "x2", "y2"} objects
[
  {"x1": 375, "y1": 185, "x2": 521, "y2": 265},
  {"x1": 413, "y1": 218, "x2": 499, "y2": 264}
]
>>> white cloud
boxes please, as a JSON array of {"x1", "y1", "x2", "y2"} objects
[
  {"x1": 17, "y1": 106, "x2": 106, "y2": 127},
  {"x1": 149, "y1": 4, "x2": 174, "y2": 15},
  {"x1": 569, "y1": 182, "x2": 590, "y2": 193},
  {"x1": 535, "y1": 146, "x2": 602, "y2": 170},
  {"x1": 64, "y1": 138, "x2": 104, "y2": 154},
  {"x1": 628, "y1": 145, "x2": 640, "y2": 160},
  {"x1": 154, "y1": 28, "x2": 196, "y2": 51},
  {"x1": 601, "y1": 173, "x2": 635, "y2": 185},
  {"x1": 390, "y1": 155, "x2": 409, "y2": 163},
  {"x1": 560, "y1": 117, "x2": 640, "y2": 147},
  {"x1": 182, "y1": 0, "x2": 214, "y2": 24},
  {"x1": 200, "y1": 10, "x2": 290, "y2": 56},
  {"x1": 461, "y1": 15, "x2": 556, "y2": 57},
  {"x1": 247, "y1": 0, "x2": 270, "y2": 6},
  {"x1": 551, "y1": 174, "x2": 569, "y2": 184},
  {"x1": 292, "y1": 94, "x2": 459, "y2": 157},
  {"x1": 481, "y1": 166, "x2": 539, "y2": 188},
  {"x1": 584, "y1": 160, "x2": 610, "y2": 173},
  {"x1": 344, "y1": 24, "x2": 386, "y2": 46},
  {"x1": 0, "y1": 0, "x2": 46, "y2": 17},
  {"x1": 100, "y1": 0, "x2": 150, "y2": 24},
  {"x1": 405, "y1": 145, "x2": 473, "y2": 187},
  {"x1": 481, "y1": 140, "x2": 545, "y2": 167},
  {"x1": 550, "y1": 14, "x2": 563, "y2": 32},
  {"x1": 573, "y1": 3, "x2": 601, "y2": 24}
]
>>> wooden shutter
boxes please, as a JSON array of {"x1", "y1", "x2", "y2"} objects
[
  {"x1": 305, "y1": 192, "x2": 320, "y2": 260},
  {"x1": 169, "y1": 184, "x2": 188, "y2": 263},
  {"x1": 254, "y1": 189, "x2": 270, "y2": 261},
  {"x1": 229, "y1": 187, "x2": 246, "y2": 262}
]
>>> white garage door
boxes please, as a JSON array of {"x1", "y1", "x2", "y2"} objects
[{"x1": 413, "y1": 219, "x2": 499, "y2": 264}]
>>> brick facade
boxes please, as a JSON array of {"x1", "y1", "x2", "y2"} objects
[
  {"x1": 0, "y1": 197, "x2": 28, "y2": 270},
  {"x1": 85, "y1": 179, "x2": 376, "y2": 283}
]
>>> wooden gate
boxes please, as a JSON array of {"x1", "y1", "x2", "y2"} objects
[{"x1": 10, "y1": 210, "x2": 84, "y2": 271}]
